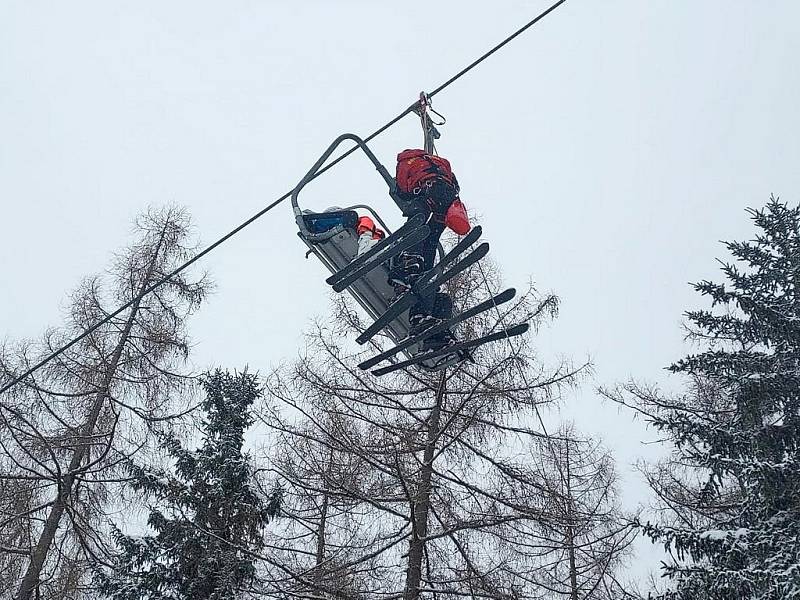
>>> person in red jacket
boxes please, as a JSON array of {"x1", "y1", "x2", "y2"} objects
[
  {"x1": 355, "y1": 215, "x2": 386, "y2": 256},
  {"x1": 390, "y1": 149, "x2": 471, "y2": 351}
]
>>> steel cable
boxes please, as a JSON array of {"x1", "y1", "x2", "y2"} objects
[{"x1": 1, "y1": 0, "x2": 568, "y2": 395}]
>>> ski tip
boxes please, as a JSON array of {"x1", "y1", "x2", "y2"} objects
[
  {"x1": 472, "y1": 242, "x2": 490, "y2": 257},
  {"x1": 356, "y1": 326, "x2": 383, "y2": 345},
  {"x1": 371, "y1": 364, "x2": 396, "y2": 377},
  {"x1": 508, "y1": 323, "x2": 530, "y2": 336},
  {"x1": 358, "y1": 354, "x2": 387, "y2": 369},
  {"x1": 326, "y1": 271, "x2": 352, "y2": 286},
  {"x1": 358, "y1": 350, "x2": 394, "y2": 370},
  {"x1": 499, "y1": 287, "x2": 517, "y2": 301}
]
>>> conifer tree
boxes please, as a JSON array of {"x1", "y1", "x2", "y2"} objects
[
  {"x1": 1, "y1": 206, "x2": 209, "y2": 599},
  {"x1": 610, "y1": 197, "x2": 800, "y2": 599},
  {"x1": 96, "y1": 369, "x2": 281, "y2": 600}
]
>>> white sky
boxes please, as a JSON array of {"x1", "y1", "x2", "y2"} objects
[{"x1": 3, "y1": 0, "x2": 799, "y2": 585}]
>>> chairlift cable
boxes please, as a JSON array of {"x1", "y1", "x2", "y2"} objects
[{"x1": 0, "y1": 0, "x2": 569, "y2": 395}]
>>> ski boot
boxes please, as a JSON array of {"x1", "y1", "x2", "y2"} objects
[
  {"x1": 422, "y1": 324, "x2": 473, "y2": 370},
  {"x1": 388, "y1": 252, "x2": 424, "y2": 296},
  {"x1": 422, "y1": 329, "x2": 456, "y2": 353},
  {"x1": 425, "y1": 332, "x2": 462, "y2": 371},
  {"x1": 409, "y1": 312, "x2": 442, "y2": 339}
]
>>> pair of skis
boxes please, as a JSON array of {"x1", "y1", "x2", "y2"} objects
[
  {"x1": 358, "y1": 287, "x2": 523, "y2": 371},
  {"x1": 355, "y1": 225, "x2": 486, "y2": 345},
  {"x1": 325, "y1": 217, "x2": 529, "y2": 376},
  {"x1": 369, "y1": 323, "x2": 530, "y2": 377},
  {"x1": 326, "y1": 214, "x2": 428, "y2": 293}
]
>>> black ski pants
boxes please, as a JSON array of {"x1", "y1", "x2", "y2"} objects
[{"x1": 408, "y1": 213, "x2": 452, "y2": 323}]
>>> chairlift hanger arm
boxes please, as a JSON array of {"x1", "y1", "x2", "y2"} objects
[
  {"x1": 412, "y1": 92, "x2": 444, "y2": 155},
  {"x1": 291, "y1": 133, "x2": 409, "y2": 239}
]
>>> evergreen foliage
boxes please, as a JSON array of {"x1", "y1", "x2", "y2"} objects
[
  {"x1": 96, "y1": 370, "x2": 281, "y2": 600},
  {"x1": 640, "y1": 198, "x2": 800, "y2": 599}
]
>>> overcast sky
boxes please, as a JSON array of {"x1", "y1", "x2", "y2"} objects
[{"x1": 3, "y1": 0, "x2": 800, "y2": 583}]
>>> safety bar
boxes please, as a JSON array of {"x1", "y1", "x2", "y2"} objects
[
  {"x1": 341, "y1": 204, "x2": 394, "y2": 236},
  {"x1": 291, "y1": 134, "x2": 411, "y2": 242}
]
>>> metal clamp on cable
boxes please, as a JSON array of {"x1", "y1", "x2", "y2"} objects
[{"x1": 412, "y1": 92, "x2": 445, "y2": 154}]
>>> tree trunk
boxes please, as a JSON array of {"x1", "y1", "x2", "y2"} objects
[
  {"x1": 314, "y1": 491, "x2": 329, "y2": 593},
  {"x1": 403, "y1": 372, "x2": 446, "y2": 600},
  {"x1": 566, "y1": 523, "x2": 579, "y2": 600},
  {"x1": 564, "y1": 440, "x2": 579, "y2": 600},
  {"x1": 15, "y1": 236, "x2": 165, "y2": 600}
]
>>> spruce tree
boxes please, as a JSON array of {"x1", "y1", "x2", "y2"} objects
[
  {"x1": 96, "y1": 369, "x2": 281, "y2": 600},
  {"x1": 623, "y1": 198, "x2": 800, "y2": 599}
]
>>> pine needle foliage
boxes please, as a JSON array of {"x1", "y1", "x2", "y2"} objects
[
  {"x1": 638, "y1": 198, "x2": 800, "y2": 599},
  {"x1": 96, "y1": 370, "x2": 281, "y2": 600}
]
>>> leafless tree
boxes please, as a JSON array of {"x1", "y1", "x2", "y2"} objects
[
  {"x1": 527, "y1": 423, "x2": 639, "y2": 599},
  {"x1": 255, "y1": 252, "x2": 637, "y2": 599},
  {"x1": 0, "y1": 207, "x2": 209, "y2": 599}
]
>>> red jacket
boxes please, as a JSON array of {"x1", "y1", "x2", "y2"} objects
[
  {"x1": 356, "y1": 215, "x2": 385, "y2": 240},
  {"x1": 396, "y1": 149, "x2": 458, "y2": 193},
  {"x1": 395, "y1": 149, "x2": 470, "y2": 235}
]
